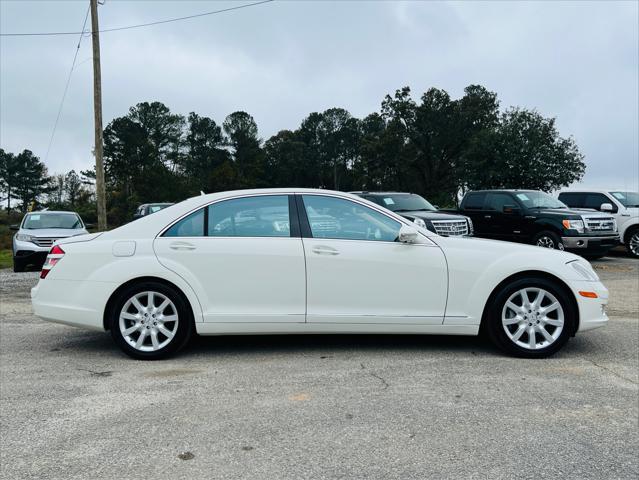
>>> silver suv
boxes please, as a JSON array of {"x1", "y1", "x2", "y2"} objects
[{"x1": 11, "y1": 211, "x2": 90, "y2": 272}]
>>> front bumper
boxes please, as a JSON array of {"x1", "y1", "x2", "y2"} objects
[
  {"x1": 570, "y1": 280, "x2": 609, "y2": 333},
  {"x1": 562, "y1": 234, "x2": 620, "y2": 252}
]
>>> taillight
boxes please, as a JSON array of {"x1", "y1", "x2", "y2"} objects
[{"x1": 40, "y1": 245, "x2": 65, "y2": 279}]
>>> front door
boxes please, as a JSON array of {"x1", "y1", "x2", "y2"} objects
[
  {"x1": 299, "y1": 194, "x2": 448, "y2": 325},
  {"x1": 154, "y1": 194, "x2": 306, "y2": 323}
]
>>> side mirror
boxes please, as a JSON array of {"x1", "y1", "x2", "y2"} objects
[
  {"x1": 433, "y1": 205, "x2": 440, "y2": 210},
  {"x1": 600, "y1": 203, "x2": 613, "y2": 213},
  {"x1": 398, "y1": 225, "x2": 420, "y2": 244},
  {"x1": 10, "y1": 224, "x2": 19, "y2": 231},
  {"x1": 502, "y1": 205, "x2": 520, "y2": 214},
  {"x1": 133, "y1": 214, "x2": 142, "y2": 220}
]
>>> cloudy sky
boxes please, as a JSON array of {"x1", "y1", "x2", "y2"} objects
[{"x1": 1, "y1": 0, "x2": 637, "y2": 190}]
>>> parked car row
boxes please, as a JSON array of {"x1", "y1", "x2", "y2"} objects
[{"x1": 351, "y1": 189, "x2": 637, "y2": 259}]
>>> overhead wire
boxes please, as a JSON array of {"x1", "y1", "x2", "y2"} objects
[
  {"x1": 0, "y1": 1, "x2": 273, "y2": 37},
  {"x1": 43, "y1": 3, "x2": 91, "y2": 163}
]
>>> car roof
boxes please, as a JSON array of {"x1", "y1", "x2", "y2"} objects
[
  {"x1": 350, "y1": 191, "x2": 416, "y2": 196},
  {"x1": 25, "y1": 211, "x2": 78, "y2": 215},
  {"x1": 465, "y1": 189, "x2": 538, "y2": 194}
]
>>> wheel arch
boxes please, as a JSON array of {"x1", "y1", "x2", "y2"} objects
[
  {"x1": 623, "y1": 222, "x2": 638, "y2": 244},
  {"x1": 479, "y1": 270, "x2": 580, "y2": 336},
  {"x1": 103, "y1": 276, "x2": 197, "y2": 331}
]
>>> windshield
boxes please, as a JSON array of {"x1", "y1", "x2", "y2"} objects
[
  {"x1": 514, "y1": 192, "x2": 567, "y2": 209},
  {"x1": 610, "y1": 191, "x2": 639, "y2": 208},
  {"x1": 369, "y1": 194, "x2": 436, "y2": 212},
  {"x1": 22, "y1": 213, "x2": 83, "y2": 230}
]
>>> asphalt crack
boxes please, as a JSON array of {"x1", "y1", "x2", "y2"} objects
[
  {"x1": 587, "y1": 360, "x2": 637, "y2": 385},
  {"x1": 360, "y1": 362, "x2": 390, "y2": 390}
]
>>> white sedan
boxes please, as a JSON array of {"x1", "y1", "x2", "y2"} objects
[{"x1": 31, "y1": 189, "x2": 608, "y2": 360}]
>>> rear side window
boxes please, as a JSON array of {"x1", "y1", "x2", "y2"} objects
[
  {"x1": 463, "y1": 192, "x2": 486, "y2": 210},
  {"x1": 208, "y1": 195, "x2": 290, "y2": 237},
  {"x1": 558, "y1": 193, "x2": 585, "y2": 208},
  {"x1": 164, "y1": 209, "x2": 205, "y2": 237}
]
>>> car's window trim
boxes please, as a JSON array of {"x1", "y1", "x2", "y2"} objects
[{"x1": 159, "y1": 193, "x2": 300, "y2": 239}]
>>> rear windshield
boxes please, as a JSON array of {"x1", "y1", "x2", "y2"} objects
[{"x1": 22, "y1": 213, "x2": 83, "y2": 230}]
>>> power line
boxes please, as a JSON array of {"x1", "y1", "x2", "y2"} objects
[
  {"x1": 0, "y1": 0, "x2": 273, "y2": 37},
  {"x1": 44, "y1": 3, "x2": 91, "y2": 163}
]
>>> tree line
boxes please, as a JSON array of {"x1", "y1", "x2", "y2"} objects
[{"x1": 0, "y1": 84, "x2": 586, "y2": 226}]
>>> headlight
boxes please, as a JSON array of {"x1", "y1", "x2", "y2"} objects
[
  {"x1": 466, "y1": 217, "x2": 473, "y2": 234},
  {"x1": 15, "y1": 233, "x2": 34, "y2": 243},
  {"x1": 562, "y1": 219, "x2": 585, "y2": 233},
  {"x1": 413, "y1": 218, "x2": 427, "y2": 229},
  {"x1": 612, "y1": 219, "x2": 617, "y2": 232},
  {"x1": 570, "y1": 261, "x2": 599, "y2": 281}
]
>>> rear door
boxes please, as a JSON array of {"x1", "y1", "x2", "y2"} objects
[
  {"x1": 483, "y1": 192, "x2": 522, "y2": 240},
  {"x1": 299, "y1": 194, "x2": 448, "y2": 325},
  {"x1": 154, "y1": 194, "x2": 306, "y2": 323}
]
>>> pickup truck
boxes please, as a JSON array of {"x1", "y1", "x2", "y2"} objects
[
  {"x1": 558, "y1": 190, "x2": 638, "y2": 258},
  {"x1": 450, "y1": 189, "x2": 619, "y2": 258}
]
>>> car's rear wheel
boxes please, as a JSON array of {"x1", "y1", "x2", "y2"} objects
[
  {"x1": 109, "y1": 281, "x2": 193, "y2": 360},
  {"x1": 533, "y1": 231, "x2": 564, "y2": 250},
  {"x1": 485, "y1": 277, "x2": 576, "y2": 358}
]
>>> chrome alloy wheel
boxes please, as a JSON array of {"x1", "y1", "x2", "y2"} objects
[
  {"x1": 502, "y1": 288, "x2": 564, "y2": 350},
  {"x1": 119, "y1": 291, "x2": 179, "y2": 352},
  {"x1": 536, "y1": 235, "x2": 564, "y2": 250},
  {"x1": 630, "y1": 231, "x2": 639, "y2": 257}
]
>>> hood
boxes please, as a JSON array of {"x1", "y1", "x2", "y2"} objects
[
  {"x1": 399, "y1": 210, "x2": 467, "y2": 221},
  {"x1": 528, "y1": 208, "x2": 597, "y2": 218},
  {"x1": 20, "y1": 228, "x2": 89, "y2": 238}
]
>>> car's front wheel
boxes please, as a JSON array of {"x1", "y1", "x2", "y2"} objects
[
  {"x1": 533, "y1": 231, "x2": 564, "y2": 250},
  {"x1": 109, "y1": 281, "x2": 193, "y2": 360},
  {"x1": 626, "y1": 227, "x2": 639, "y2": 258},
  {"x1": 485, "y1": 277, "x2": 576, "y2": 358}
]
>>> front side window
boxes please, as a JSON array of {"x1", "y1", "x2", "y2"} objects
[
  {"x1": 302, "y1": 195, "x2": 401, "y2": 242},
  {"x1": 584, "y1": 194, "x2": 615, "y2": 211},
  {"x1": 164, "y1": 208, "x2": 204, "y2": 237},
  {"x1": 485, "y1": 193, "x2": 516, "y2": 211},
  {"x1": 208, "y1": 195, "x2": 290, "y2": 237}
]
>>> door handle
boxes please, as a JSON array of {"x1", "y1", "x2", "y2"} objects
[
  {"x1": 312, "y1": 246, "x2": 339, "y2": 256},
  {"x1": 169, "y1": 242, "x2": 196, "y2": 251},
  {"x1": 484, "y1": 215, "x2": 492, "y2": 219}
]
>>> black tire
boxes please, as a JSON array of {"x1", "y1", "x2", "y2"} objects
[
  {"x1": 109, "y1": 281, "x2": 193, "y2": 360},
  {"x1": 13, "y1": 258, "x2": 26, "y2": 273},
  {"x1": 532, "y1": 230, "x2": 564, "y2": 250},
  {"x1": 625, "y1": 227, "x2": 639, "y2": 258},
  {"x1": 485, "y1": 277, "x2": 576, "y2": 358}
]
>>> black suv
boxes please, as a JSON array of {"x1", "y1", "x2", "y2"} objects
[
  {"x1": 352, "y1": 191, "x2": 473, "y2": 237},
  {"x1": 456, "y1": 190, "x2": 619, "y2": 257}
]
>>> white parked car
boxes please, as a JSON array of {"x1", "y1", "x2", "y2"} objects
[
  {"x1": 31, "y1": 189, "x2": 609, "y2": 360},
  {"x1": 558, "y1": 190, "x2": 639, "y2": 257}
]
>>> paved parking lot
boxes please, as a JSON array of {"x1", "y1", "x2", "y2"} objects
[{"x1": 0, "y1": 254, "x2": 637, "y2": 479}]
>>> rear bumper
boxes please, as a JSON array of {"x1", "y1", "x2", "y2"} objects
[
  {"x1": 562, "y1": 235, "x2": 619, "y2": 252},
  {"x1": 31, "y1": 279, "x2": 116, "y2": 331}
]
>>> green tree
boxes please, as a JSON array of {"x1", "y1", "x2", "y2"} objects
[
  {"x1": 184, "y1": 113, "x2": 230, "y2": 193},
  {"x1": 223, "y1": 111, "x2": 264, "y2": 188},
  {"x1": 0, "y1": 149, "x2": 21, "y2": 212},
  {"x1": 463, "y1": 108, "x2": 585, "y2": 192},
  {"x1": 10, "y1": 150, "x2": 52, "y2": 212}
]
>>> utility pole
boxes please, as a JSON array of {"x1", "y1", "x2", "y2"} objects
[{"x1": 90, "y1": 0, "x2": 107, "y2": 231}]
